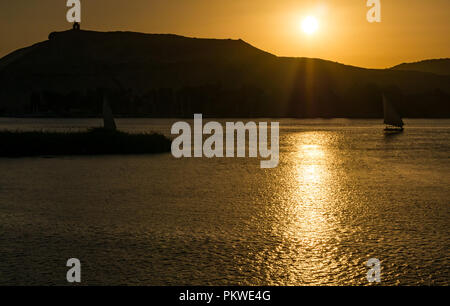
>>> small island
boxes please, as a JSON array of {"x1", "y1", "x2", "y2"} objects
[
  {"x1": 0, "y1": 93, "x2": 172, "y2": 158},
  {"x1": 0, "y1": 128, "x2": 172, "y2": 157}
]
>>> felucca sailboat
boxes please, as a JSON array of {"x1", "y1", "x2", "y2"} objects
[{"x1": 383, "y1": 95, "x2": 404, "y2": 132}]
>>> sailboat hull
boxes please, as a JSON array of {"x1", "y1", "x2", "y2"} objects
[{"x1": 384, "y1": 126, "x2": 404, "y2": 133}]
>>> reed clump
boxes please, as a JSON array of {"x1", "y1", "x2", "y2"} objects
[{"x1": 0, "y1": 128, "x2": 171, "y2": 157}]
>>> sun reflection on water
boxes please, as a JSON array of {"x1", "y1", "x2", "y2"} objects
[
  {"x1": 292, "y1": 134, "x2": 332, "y2": 239},
  {"x1": 268, "y1": 131, "x2": 347, "y2": 285}
]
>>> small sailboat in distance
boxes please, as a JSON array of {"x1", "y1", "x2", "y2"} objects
[{"x1": 383, "y1": 94, "x2": 404, "y2": 132}]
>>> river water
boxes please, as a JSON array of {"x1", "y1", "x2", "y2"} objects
[{"x1": 0, "y1": 118, "x2": 448, "y2": 285}]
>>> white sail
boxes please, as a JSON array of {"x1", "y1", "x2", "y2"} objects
[
  {"x1": 383, "y1": 95, "x2": 404, "y2": 128},
  {"x1": 103, "y1": 96, "x2": 117, "y2": 130}
]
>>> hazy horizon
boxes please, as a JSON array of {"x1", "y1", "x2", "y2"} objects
[{"x1": 1, "y1": 0, "x2": 449, "y2": 69}]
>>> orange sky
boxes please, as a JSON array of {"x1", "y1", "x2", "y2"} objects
[{"x1": 0, "y1": 0, "x2": 449, "y2": 68}]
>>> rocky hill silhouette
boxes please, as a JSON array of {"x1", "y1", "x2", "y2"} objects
[
  {"x1": 0, "y1": 29, "x2": 449, "y2": 118},
  {"x1": 391, "y1": 59, "x2": 450, "y2": 76}
]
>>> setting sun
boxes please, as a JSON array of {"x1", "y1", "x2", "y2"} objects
[{"x1": 302, "y1": 16, "x2": 319, "y2": 35}]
